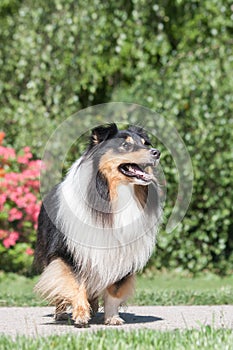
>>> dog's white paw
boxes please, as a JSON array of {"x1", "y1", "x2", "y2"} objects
[
  {"x1": 74, "y1": 320, "x2": 89, "y2": 328},
  {"x1": 72, "y1": 306, "x2": 90, "y2": 327},
  {"x1": 105, "y1": 315, "x2": 125, "y2": 325},
  {"x1": 73, "y1": 315, "x2": 90, "y2": 328}
]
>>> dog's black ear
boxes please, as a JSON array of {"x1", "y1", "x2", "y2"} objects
[{"x1": 90, "y1": 123, "x2": 118, "y2": 146}]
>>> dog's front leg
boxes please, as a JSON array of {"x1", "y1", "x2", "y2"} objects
[
  {"x1": 104, "y1": 274, "x2": 135, "y2": 325},
  {"x1": 72, "y1": 284, "x2": 91, "y2": 327},
  {"x1": 34, "y1": 258, "x2": 91, "y2": 327}
]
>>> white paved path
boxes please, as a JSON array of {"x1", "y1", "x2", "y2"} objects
[{"x1": 0, "y1": 305, "x2": 232, "y2": 338}]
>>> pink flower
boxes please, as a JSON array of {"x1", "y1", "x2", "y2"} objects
[
  {"x1": 3, "y1": 231, "x2": 19, "y2": 248},
  {"x1": 25, "y1": 247, "x2": 34, "y2": 256},
  {"x1": 17, "y1": 148, "x2": 33, "y2": 164},
  {"x1": 0, "y1": 146, "x2": 16, "y2": 160},
  {"x1": 4, "y1": 172, "x2": 19, "y2": 184},
  {"x1": 14, "y1": 196, "x2": 26, "y2": 208},
  {"x1": 23, "y1": 146, "x2": 31, "y2": 153},
  {"x1": 0, "y1": 193, "x2": 7, "y2": 210},
  {"x1": 9, "y1": 192, "x2": 19, "y2": 203},
  {"x1": 17, "y1": 155, "x2": 31, "y2": 164},
  {"x1": 0, "y1": 139, "x2": 42, "y2": 250},
  {"x1": 32, "y1": 204, "x2": 40, "y2": 223},
  {"x1": 8, "y1": 208, "x2": 23, "y2": 221}
]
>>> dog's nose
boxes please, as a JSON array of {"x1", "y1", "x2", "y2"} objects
[{"x1": 150, "y1": 148, "x2": 160, "y2": 159}]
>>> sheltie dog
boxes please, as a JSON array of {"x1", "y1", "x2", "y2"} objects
[{"x1": 34, "y1": 123, "x2": 161, "y2": 327}]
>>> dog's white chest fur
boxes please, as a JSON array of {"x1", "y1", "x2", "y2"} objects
[
  {"x1": 56, "y1": 162, "x2": 158, "y2": 298},
  {"x1": 113, "y1": 184, "x2": 142, "y2": 227}
]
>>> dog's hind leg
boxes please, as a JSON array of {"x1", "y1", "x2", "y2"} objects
[
  {"x1": 34, "y1": 258, "x2": 90, "y2": 327},
  {"x1": 55, "y1": 301, "x2": 69, "y2": 321},
  {"x1": 104, "y1": 274, "x2": 135, "y2": 325},
  {"x1": 89, "y1": 297, "x2": 99, "y2": 316}
]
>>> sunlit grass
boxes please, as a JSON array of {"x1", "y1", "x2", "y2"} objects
[
  {"x1": 1, "y1": 271, "x2": 233, "y2": 307},
  {"x1": 0, "y1": 327, "x2": 233, "y2": 350}
]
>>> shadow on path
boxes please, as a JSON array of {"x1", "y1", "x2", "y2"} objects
[{"x1": 42, "y1": 311, "x2": 163, "y2": 326}]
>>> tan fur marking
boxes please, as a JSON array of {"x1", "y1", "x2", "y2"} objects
[
  {"x1": 73, "y1": 304, "x2": 89, "y2": 322},
  {"x1": 34, "y1": 258, "x2": 79, "y2": 305},
  {"x1": 107, "y1": 275, "x2": 135, "y2": 299},
  {"x1": 125, "y1": 136, "x2": 134, "y2": 143},
  {"x1": 92, "y1": 134, "x2": 98, "y2": 144},
  {"x1": 141, "y1": 138, "x2": 145, "y2": 144},
  {"x1": 100, "y1": 149, "x2": 151, "y2": 168},
  {"x1": 99, "y1": 158, "x2": 127, "y2": 200},
  {"x1": 145, "y1": 165, "x2": 153, "y2": 174},
  {"x1": 34, "y1": 258, "x2": 90, "y2": 325},
  {"x1": 99, "y1": 149, "x2": 152, "y2": 200},
  {"x1": 72, "y1": 284, "x2": 90, "y2": 325}
]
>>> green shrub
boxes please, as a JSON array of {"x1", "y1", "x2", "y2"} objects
[
  {"x1": 0, "y1": 0, "x2": 232, "y2": 273},
  {"x1": 112, "y1": 24, "x2": 233, "y2": 274}
]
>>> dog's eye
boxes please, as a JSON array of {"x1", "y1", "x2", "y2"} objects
[{"x1": 122, "y1": 142, "x2": 134, "y2": 151}]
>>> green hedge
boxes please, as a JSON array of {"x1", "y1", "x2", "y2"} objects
[{"x1": 0, "y1": 0, "x2": 232, "y2": 273}]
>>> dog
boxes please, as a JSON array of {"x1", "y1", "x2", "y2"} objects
[{"x1": 34, "y1": 123, "x2": 161, "y2": 327}]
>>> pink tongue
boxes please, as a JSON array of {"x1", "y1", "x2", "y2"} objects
[
  {"x1": 130, "y1": 166, "x2": 144, "y2": 175},
  {"x1": 130, "y1": 166, "x2": 152, "y2": 180},
  {"x1": 132, "y1": 167, "x2": 153, "y2": 181},
  {"x1": 136, "y1": 169, "x2": 146, "y2": 176}
]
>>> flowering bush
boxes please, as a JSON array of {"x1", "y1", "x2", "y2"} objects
[{"x1": 0, "y1": 132, "x2": 41, "y2": 274}]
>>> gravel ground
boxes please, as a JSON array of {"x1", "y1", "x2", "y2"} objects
[{"x1": 0, "y1": 305, "x2": 233, "y2": 338}]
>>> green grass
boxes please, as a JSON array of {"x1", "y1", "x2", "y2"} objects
[
  {"x1": 133, "y1": 271, "x2": 233, "y2": 305},
  {"x1": 0, "y1": 327, "x2": 233, "y2": 350},
  {"x1": 0, "y1": 273, "x2": 46, "y2": 307},
  {"x1": 1, "y1": 272, "x2": 232, "y2": 349},
  {"x1": 0, "y1": 271, "x2": 233, "y2": 307}
]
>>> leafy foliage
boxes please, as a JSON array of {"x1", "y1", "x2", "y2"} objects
[
  {"x1": 0, "y1": 0, "x2": 232, "y2": 273},
  {"x1": 0, "y1": 133, "x2": 41, "y2": 273}
]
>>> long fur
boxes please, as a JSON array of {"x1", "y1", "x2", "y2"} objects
[{"x1": 34, "y1": 123, "x2": 161, "y2": 304}]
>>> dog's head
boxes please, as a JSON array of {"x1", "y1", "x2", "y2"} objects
[{"x1": 89, "y1": 123, "x2": 160, "y2": 186}]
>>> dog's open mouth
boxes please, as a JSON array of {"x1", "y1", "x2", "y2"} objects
[{"x1": 118, "y1": 163, "x2": 154, "y2": 182}]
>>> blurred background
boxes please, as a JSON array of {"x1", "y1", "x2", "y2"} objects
[{"x1": 0, "y1": 0, "x2": 232, "y2": 277}]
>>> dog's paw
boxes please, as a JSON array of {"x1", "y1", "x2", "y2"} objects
[
  {"x1": 74, "y1": 321, "x2": 90, "y2": 328},
  {"x1": 72, "y1": 305, "x2": 90, "y2": 327},
  {"x1": 105, "y1": 315, "x2": 125, "y2": 326},
  {"x1": 54, "y1": 312, "x2": 70, "y2": 321},
  {"x1": 73, "y1": 316, "x2": 90, "y2": 328}
]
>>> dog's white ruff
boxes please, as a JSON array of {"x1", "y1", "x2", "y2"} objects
[{"x1": 55, "y1": 158, "x2": 160, "y2": 298}]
